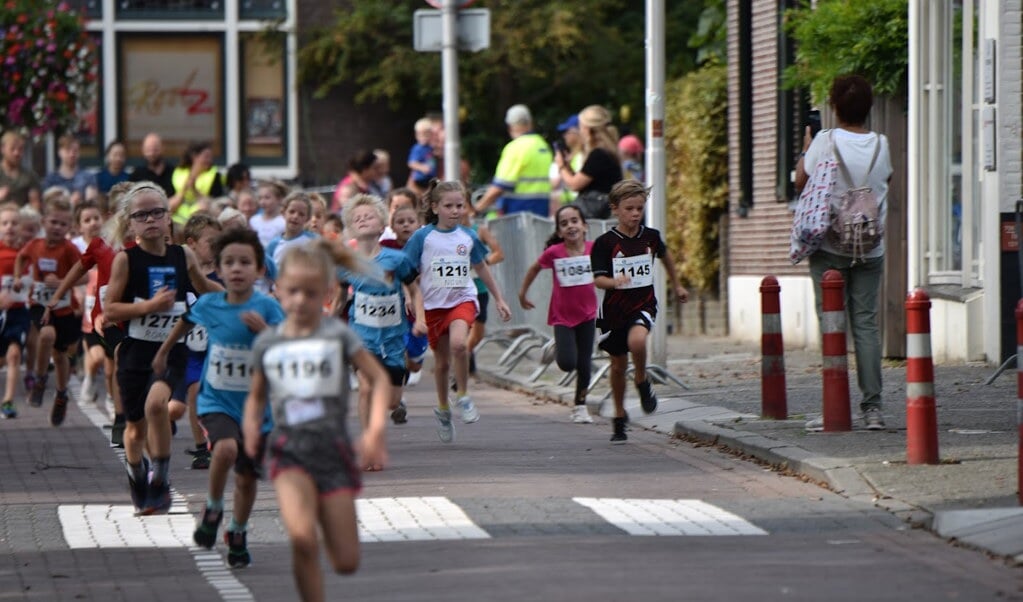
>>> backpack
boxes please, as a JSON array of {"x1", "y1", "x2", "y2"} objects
[
  {"x1": 789, "y1": 131, "x2": 837, "y2": 264},
  {"x1": 828, "y1": 137, "x2": 883, "y2": 263}
]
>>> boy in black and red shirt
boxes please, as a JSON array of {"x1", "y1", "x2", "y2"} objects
[{"x1": 590, "y1": 180, "x2": 688, "y2": 443}]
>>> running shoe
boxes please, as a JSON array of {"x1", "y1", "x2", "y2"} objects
[
  {"x1": 455, "y1": 396, "x2": 479, "y2": 424},
  {"x1": 610, "y1": 416, "x2": 628, "y2": 444},
  {"x1": 406, "y1": 370, "x2": 422, "y2": 387},
  {"x1": 28, "y1": 378, "x2": 46, "y2": 408},
  {"x1": 80, "y1": 373, "x2": 97, "y2": 404},
  {"x1": 390, "y1": 399, "x2": 408, "y2": 425},
  {"x1": 1, "y1": 400, "x2": 16, "y2": 419},
  {"x1": 110, "y1": 421, "x2": 125, "y2": 448},
  {"x1": 863, "y1": 407, "x2": 886, "y2": 431},
  {"x1": 191, "y1": 448, "x2": 211, "y2": 470},
  {"x1": 50, "y1": 390, "x2": 69, "y2": 427},
  {"x1": 141, "y1": 479, "x2": 172, "y2": 516},
  {"x1": 636, "y1": 380, "x2": 658, "y2": 414},
  {"x1": 22, "y1": 374, "x2": 35, "y2": 397},
  {"x1": 126, "y1": 458, "x2": 149, "y2": 512},
  {"x1": 571, "y1": 406, "x2": 593, "y2": 424},
  {"x1": 193, "y1": 505, "x2": 223, "y2": 549},
  {"x1": 434, "y1": 408, "x2": 454, "y2": 443},
  {"x1": 225, "y1": 530, "x2": 251, "y2": 568}
]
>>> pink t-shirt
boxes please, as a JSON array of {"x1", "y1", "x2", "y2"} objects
[{"x1": 537, "y1": 241, "x2": 597, "y2": 327}]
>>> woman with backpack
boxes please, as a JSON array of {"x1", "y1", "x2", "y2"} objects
[{"x1": 794, "y1": 74, "x2": 894, "y2": 432}]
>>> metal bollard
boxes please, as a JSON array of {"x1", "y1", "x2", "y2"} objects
[
  {"x1": 1016, "y1": 300, "x2": 1023, "y2": 504},
  {"x1": 760, "y1": 276, "x2": 787, "y2": 419},
  {"x1": 906, "y1": 289, "x2": 939, "y2": 465},
  {"x1": 820, "y1": 270, "x2": 851, "y2": 431}
]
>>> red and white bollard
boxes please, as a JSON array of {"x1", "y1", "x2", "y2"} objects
[
  {"x1": 905, "y1": 289, "x2": 939, "y2": 465},
  {"x1": 1016, "y1": 300, "x2": 1023, "y2": 504},
  {"x1": 821, "y1": 270, "x2": 851, "y2": 431},
  {"x1": 760, "y1": 276, "x2": 787, "y2": 419}
]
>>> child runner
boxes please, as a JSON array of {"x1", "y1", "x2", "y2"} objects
[
  {"x1": 249, "y1": 179, "x2": 288, "y2": 247},
  {"x1": 519, "y1": 203, "x2": 598, "y2": 423},
  {"x1": 266, "y1": 191, "x2": 318, "y2": 266},
  {"x1": 153, "y1": 227, "x2": 284, "y2": 568},
  {"x1": 69, "y1": 201, "x2": 105, "y2": 405},
  {"x1": 590, "y1": 180, "x2": 688, "y2": 443},
  {"x1": 306, "y1": 192, "x2": 328, "y2": 235},
  {"x1": 404, "y1": 179, "x2": 511, "y2": 443},
  {"x1": 45, "y1": 182, "x2": 132, "y2": 445},
  {"x1": 171, "y1": 212, "x2": 222, "y2": 470},
  {"x1": 103, "y1": 181, "x2": 221, "y2": 514},
  {"x1": 380, "y1": 187, "x2": 417, "y2": 242},
  {"x1": 15, "y1": 193, "x2": 82, "y2": 425},
  {"x1": 0, "y1": 204, "x2": 30, "y2": 418},
  {"x1": 340, "y1": 194, "x2": 425, "y2": 437},
  {"x1": 380, "y1": 204, "x2": 428, "y2": 390},
  {"x1": 243, "y1": 241, "x2": 391, "y2": 602}
]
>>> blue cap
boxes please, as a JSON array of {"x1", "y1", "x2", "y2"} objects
[{"x1": 557, "y1": 114, "x2": 579, "y2": 132}]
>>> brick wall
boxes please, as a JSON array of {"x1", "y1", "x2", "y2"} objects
[{"x1": 1000, "y1": 0, "x2": 1022, "y2": 213}]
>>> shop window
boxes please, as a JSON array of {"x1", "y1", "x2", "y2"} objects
[
  {"x1": 68, "y1": 0, "x2": 102, "y2": 19},
  {"x1": 118, "y1": 35, "x2": 224, "y2": 165},
  {"x1": 240, "y1": 0, "x2": 285, "y2": 20},
  {"x1": 117, "y1": 0, "x2": 223, "y2": 20},
  {"x1": 241, "y1": 34, "x2": 286, "y2": 164}
]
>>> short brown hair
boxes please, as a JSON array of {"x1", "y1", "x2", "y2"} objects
[
  {"x1": 183, "y1": 211, "x2": 222, "y2": 243},
  {"x1": 829, "y1": 74, "x2": 873, "y2": 126},
  {"x1": 608, "y1": 179, "x2": 650, "y2": 208}
]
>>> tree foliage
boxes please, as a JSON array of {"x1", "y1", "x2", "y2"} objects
[
  {"x1": 665, "y1": 62, "x2": 728, "y2": 295},
  {"x1": 782, "y1": 0, "x2": 908, "y2": 103}
]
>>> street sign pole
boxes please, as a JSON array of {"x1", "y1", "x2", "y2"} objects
[
  {"x1": 441, "y1": 0, "x2": 461, "y2": 181},
  {"x1": 646, "y1": 0, "x2": 667, "y2": 367}
]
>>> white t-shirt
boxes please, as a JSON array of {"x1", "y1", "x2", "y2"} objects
[
  {"x1": 803, "y1": 128, "x2": 893, "y2": 258},
  {"x1": 249, "y1": 214, "x2": 286, "y2": 248}
]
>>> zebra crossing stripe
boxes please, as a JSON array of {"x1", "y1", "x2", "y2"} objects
[
  {"x1": 572, "y1": 498, "x2": 768, "y2": 536},
  {"x1": 356, "y1": 496, "x2": 491, "y2": 542}
]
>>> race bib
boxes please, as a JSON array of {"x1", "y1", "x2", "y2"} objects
[
  {"x1": 353, "y1": 291, "x2": 401, "y2": 328},
  {"x1": 84, "y1": 295, "x2": 96, "y2": 325},
  {"x1": 283, "y1": 397, "x2": 326, "y2": 426},
  {"x1": 205, "y1": 344, "x2": 251, "y2": 391},
  {"x1": 32, "y1": 282, "x2": 70, "y2": 309},
  {"x1": 128, "y1": 298, "x2": 186, "y2": 342},
  {"x1": 186, "y1": 324, "x2": 208, "y2": 352},
  {"x1": 37, "y1": 257, "x2": 57, "y2": 273},
  {"x1": 612, "y1": 254, "x2": 654, "y2": 289},
  {"x1": 1, "y1": 275, "x2": 30, "y2": 305},
  {"x1": 430, "y1": 256, "x2": 471, "y2": 288},
  {"x1": 98, "y1": 284, "x2": 109, "y2": 311},
  {"x1": 263, "y1": 339, "x2": 343, "y2": 399},
  {"x1": 553, "y1": 256, "x2": 594, "y2": 287}
]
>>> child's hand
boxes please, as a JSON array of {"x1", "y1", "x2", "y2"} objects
[
  {"x1": 151, "y1": 351, "x2": 167, "y2": 377},
  {"x1": 358, "y1": 427, "x2": 388, "y2": 472},
  {"x1": 149, "y1": 287, "x2": 176, "y2": 312},
  {"x1": 240, "y1": 311, "x2": 268, "y2": 333},
  {"x1": 676, "y1": 285, "x2": 689, "y2": 303},
  {"x1": 495, "y1": 299, "x2": 512, "y2": 322},
  {"x1": 518, "y1": 293, "x2": 534, "y2": 310},
  {"x1": 613, "y1": 274, "x2": 631, "y2": 288},
  {"x1": 94, "y1": 313, "x2": 105, "y2": 332},
  {"x1": 412, "y1": 321, "x2": 428, "y2": 337},
  {"x1": 40, "y1": 306, "x2": 51, "y2": 326}
]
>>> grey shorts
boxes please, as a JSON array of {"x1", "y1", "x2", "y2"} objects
[{"x1": 267, "y1": 429, "x2": 361, "y2": 496}]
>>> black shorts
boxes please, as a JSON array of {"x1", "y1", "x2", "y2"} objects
[
  {"x1": 117, "y1": 339, "x2": 186, "y2": 423},
  {"x1": 199, "y1": 412, "x2": 266, "y2": 478},
  {"x1": 372, "y1": 353, "x2": 407, "y2": 387},
  {"x1": 0, "y1": 307, "x2": 30, "y2": 355},
  {"x1": 100, "y1": 324, "x2": 125, "y2": 360},
  {"x1": 268, "y1": 429, "x2": 361, "y2": 496},
  {"x1": 29, "y1": 307, "x2": 82, "y2": 353},
  {"x1": 83, "y1": 331, "x2": 103, "y2": 350},
  {"x1": 597, "y1": 311, "x2": 654, "y2": 357},
  {"x1": 475, "y1": 292, "x2": 489, "y2": 324}
]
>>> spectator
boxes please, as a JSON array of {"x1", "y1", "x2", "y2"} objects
[
  {"x1": 129, "y1": 132, "x2": 176, "y2": 197},
  {"x1": 374, "y1": 149, "x2": 393, "y2": 196},
  {"x1": 473, "y1": 104, "x2": 553, "y2": 218},
  {"x1": 332, "y1": 150, "x2": 380, "y2": 213},
  {"x1": 43, "y1": 135, "x2": 97, "y2": 204},
  {"x1": 794, "y1": 74, "x2": 893, "y2": 432},
  {"x1": 225, "y1": 163, "x2": 252, "y2": 202},
  {"x1": 169, "y1": 141, "x2": 223, "y2": 227},
  {"x1": 96, "y1": 140, "x2": 131, "y2": 196},
  {"x1": 0, "y1": 131, "x2": 41, "y2": 209},
  {"x1": 618, "y1": 134, "x2": 645, "y2": 182},
  {"x1": 549, "y1": 114, "x2": 584, "y2": 213},
  {"x1": 407, "y1": 117, "x2": 437, "y2": 196},
  {"x1": 555, "y1": 105, "x2": 623, "y2": 219}
]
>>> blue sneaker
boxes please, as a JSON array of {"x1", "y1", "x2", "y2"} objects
[
  {"x1": 141, "y1": 479, "x2": 172, "y2": 516},
  {"x1": 126, "y1": 458, "x2": 149, "y2": 512},
  {"x1": 193, "y1": 505, "x2": 222, "y2": 549},
  {"x1": 1, "y1": 400, "x2": 16, "y2": 419}
]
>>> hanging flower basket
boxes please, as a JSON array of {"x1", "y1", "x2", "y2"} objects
[{"x1": 0, "y1": 0, "x2": 98, "y2": 138}]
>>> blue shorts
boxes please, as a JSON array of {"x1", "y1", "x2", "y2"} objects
[
  {"x1": 404, "y1": 330, "x2": 429, "y2": 364},
  {"x1": 172, "y1": 351, "x2": 205, "y2": 402},
  {"x1": 0, "y1": 307, "x2": 29, "y2": 355}
]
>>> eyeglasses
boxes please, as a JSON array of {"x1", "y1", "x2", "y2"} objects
[{"x1": 129, "y1": 208, "x2": 168, "y2": 222}]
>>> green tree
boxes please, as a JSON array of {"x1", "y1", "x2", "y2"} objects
[{"x1": 782, "y1": 0, "x2": 908, "y2": 103}]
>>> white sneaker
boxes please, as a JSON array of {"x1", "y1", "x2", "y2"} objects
[
  {"x1": 349, "y1": 373, "x2": 359, "y2": 391},
  {"x1": 455, "y1": 396, "x2": 479, "y2": 423},
  {"x1": 406, "y1": 370, "x2": 422, "y2": 387},
  {"x1": 804, "y1": 416, "x2": 824, "y2": 432},
  {"x1": 80, "y1": 374, "x2": 97, "y2": 404},
  {"x1": 571, "y1": 406, "x2": 593, "y2": 424},
  {"x1": 434, "y1": 408, "x2": 455, "y2": 443}
]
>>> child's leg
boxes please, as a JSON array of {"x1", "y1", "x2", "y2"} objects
[
  {"x1": 356, "y1": 370, "x2": 371, "y2": 430},
  {"x1": 552, "y1": 325, "x2": 578, "y2": 374},
  {"x1": 231, "y1": 469, "x2": 258, "y2": 529},
  {"x1": 432, "y1": 334, "x2": 451, "y2": 409},
  {"x1": 85, "y1": 341, "x2": 104, "y2": 379},
  {"x1": 627, "y1": 324, "x2": 649, "y2": 384},
  {"x1": 52, "y1": 345, "x2": 70, "y2": 392},
  {"x1": 33, "y1": 325, "x2": 55, "y2": 378},
  {"x1": 319, "y1": 492, "x2": 361, "y2": 575},
  {"x1": 145, "y1": 381, "x2": 174, "y2": 476},
  {"x1": 273, "y1": 471, "x2": 326, "y2": 602},
  {"x1": 207, "y1": 437, "x2": 235, "y2": 501},
  {"x1": 608, "y1": 354, "x2": 628, "y2": 418},
  {"x1": 574, "y1": 322, "x2": 596, "y2": 403},
  {"x1": 24, "y1": 323, "x2": 38, "y2": 380},
  {"x1": 186, "y1": 382, "x2": 205, "y2": 447},
  {"x1": 4, "y1": 344, "x2": 20, "y2": 402},
  {"x1": 448, "y1": 319, "x2": 470, "y2": 396}
]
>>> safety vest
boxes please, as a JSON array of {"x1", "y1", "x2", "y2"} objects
[
  {"x1": 492, "y1": 133, "x2": 552, "y2": 213},
  {"x1": 171, "y1": 166, "x2": 220, "y2": 225}
]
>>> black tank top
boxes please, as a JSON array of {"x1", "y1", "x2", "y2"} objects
[{"x1": 121, "y1": 244, "x2": 190, "y2": 343}]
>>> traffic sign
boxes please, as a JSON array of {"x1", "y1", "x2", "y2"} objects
[{"x1": 413, "y1": 8, "x2": 490, "y2": 53}]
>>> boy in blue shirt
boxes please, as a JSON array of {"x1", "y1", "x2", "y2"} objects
[
  {"x1": 152, "y1": 227, "x2": 285, "y2": 568},
  {"x1": 406, "y1": 117, "x2": 437, "y2": 195}
]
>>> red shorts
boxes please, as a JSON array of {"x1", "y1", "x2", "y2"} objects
[{"x1": 425, "y1": 301, "x2": 477, "y2": 349}]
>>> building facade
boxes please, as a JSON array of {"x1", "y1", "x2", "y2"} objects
[{"x1": 725, "y1": 0, "x2": 1019, "y2": 364}]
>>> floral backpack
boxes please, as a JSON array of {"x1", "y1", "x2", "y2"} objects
[
  {"x1": 828, "y1": 137, "x2": 883, "y2": 263},
  {"x1": 789, "y1": 131, "x2": 837, "y2": 264}
]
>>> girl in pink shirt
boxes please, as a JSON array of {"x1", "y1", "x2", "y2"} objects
[{"x1": 518, "y1": 204, "x2": 597, "y2": 423}]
